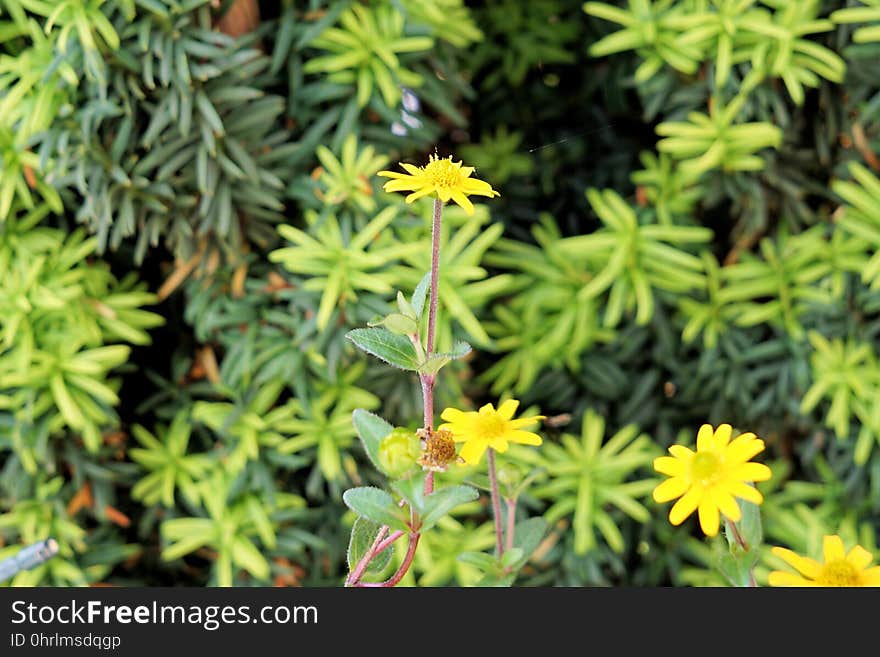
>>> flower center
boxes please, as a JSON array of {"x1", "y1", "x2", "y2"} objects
[
  {"x1": 816, "y1": 559, "x2": 862, "y2": 586},
  {"x1": 476, "y1": 414, "x2": 507, "y2": 440},
  {"x1": 690, "y1": 452, "x2": 722, "y2": 485},
  {"x1": 424, "y1": 155, "x2": 462, "y2": 190}
]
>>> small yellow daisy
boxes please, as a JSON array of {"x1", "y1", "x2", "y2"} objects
[
  {"x1": 438, "y1": 399, "x2": 544, "y2": 465},
  {"x1": 377, "y1": 154, "x2": 499, "y2": 215},
  {"x1": 769, "y1": 535, "x2": 880, "y2": 587},
  {"x1": 652, "y1": 423, "x2": 772, "y2": 537}
]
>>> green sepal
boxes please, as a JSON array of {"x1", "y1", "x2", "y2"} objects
[{"x1": 352, "y1": 409, "x2": 393, "y2": 473}]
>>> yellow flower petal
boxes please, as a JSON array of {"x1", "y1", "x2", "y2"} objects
[
  {"x1": 459, "y1": 439, "x2": 488, "y2": 465},
  {"x1": 652, "y1": 477, "x2": 689, "y2": 503},
  {"x1": 489, "y1": 436, "x2": 510, "y2": 452},
  {"x1": 696, "y1": 424, "x2": 714, "y2": 451},
  {"x1": 668, "y1": 444, "x2": 694, "y2": 460},
  {"x1": 710, "y1": 488, "x2": 741, "y2": 523},
  {"x1": 508, "y1": 415, "x2": 545, "y2": 429},
  {"x1": 669, "y1": 487, "x2": 702, "y2": 526},
  {"x1": 507, "y1": 430, "x2": 542, "y2": 446},
  {"x1": 383, "y1": 179, "x2": 422, "y2": 192},
  {"x1": 401, "y1": 163, "x2": 422, "y2": 175},
  {"x1": 404, "y1": 186, "x2": 437, "y2": 203},
  {"x1": 768, "y1": 571, "x2": 814, "y2": 587},
  {"x1": 440, "y1": 408, "x2": 470, "y2": 423},
  {"x1": 823, "y1": 535, "x2": 845, "y2": 563},
  {"x1": 451, "y1": 191, "x2": 475, "y2": 215},
  {"x1": 730, "y1": 462, "x2": 772, "y2": 482},
  {"x1": 847, "y1": 545, "x2": 874, "y2": 571},
  {"x1": 461, "y1": 177, "x2": 500, "y2": 197},
  {"x1": 653, "y1": 456, "x2": 684, "y2": 477},
  {"x1": 723, "y1": 480, "x2": 763, "y2": 505},
  {"x1": 725, "y1": 435, "x2": 765, "y2": 463},
  {"x1": 713, "y1": 423, "x2": 732, "y2": 449},
  {"x1": 860, "y1": 566, "x2": 880, "y2": 585},
  {"x1": 697, "y1": 499, "x2": 720, "y2": 536},
  {"x1": 771, "y1": 547, "x2": 822, "y2": 579},
  {"x1": 496, "y1": 399, "x2": 519, "y2": 420}
]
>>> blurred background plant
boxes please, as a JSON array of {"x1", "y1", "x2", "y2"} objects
[{"x1": 1, "y1": 0, "x2": 880, "y2": 586}]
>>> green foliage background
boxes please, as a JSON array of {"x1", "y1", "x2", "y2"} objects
[{"x1": 2, "y1": 0, "x2": 880, "y2": 586}]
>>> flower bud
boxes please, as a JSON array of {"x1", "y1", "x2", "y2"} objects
[{"x1": 378, "y1": 428, "x2": 421, "y2": 478}]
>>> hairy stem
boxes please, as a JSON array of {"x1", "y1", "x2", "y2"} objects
[
  {"x1": 373, "y1": 530, "x2": 405, "y2": 556},
  {"x1": 487, "y1": 448, "x2": 504, "y2": 558},
  {"x1": 505, "y1": 497, "x2": 517, "y2": 554},
  {"x1": 346, "y1": 525, "x2": 389, "y2": 587},
  {"x1": 426, "y1": 198, "x2": 442, "y2": 359},
  {"x1": 420, "y1": 198, "x2": 443, "y2": 496},
  {"x1": 355, "y1": 534, "x2": 420, "y2": 588},
  {"x1": 726, "y1": 518, "x2": 757, "y2": 588},
  {"x1": 362, "y1": 199, "x2": 443, "y2": 588}
]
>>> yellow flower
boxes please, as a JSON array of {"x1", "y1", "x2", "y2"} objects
[
  {"x1": 438, "y1": 399, "x2": 544, "y2": 465},
  {"x1": 652, "y1": 423, "x2": 772, "y2": 537},
  {"x1": 769, "y1": 535, "x2": 880, "y2": 587},
  {"x1": 377, "y1": 154, "x2": 499, "y2": 215}
]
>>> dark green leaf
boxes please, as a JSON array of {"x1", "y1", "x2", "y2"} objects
[
  {"x1": 342, "y1": 487, "x2": 409, "y2": 532},
  {"x1": 347, "y1": 517, "x2": 393, "y2": 575},
  {"x1": 346, "y1": 328, "x2": 420, "y2": 370}
]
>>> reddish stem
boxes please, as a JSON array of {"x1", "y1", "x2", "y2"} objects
[
  {"x1": 354, "y1": 534, "x2": 420, "y2": 588},
  {"x1": 505, "y1": 497, "x2": 517, "y2": 554},
  {"x1": 487, "y1": 448, "x2": 504, "y2": 558},
  {"x1": 346, "y1": 525, "x2": 389, "y2": 587},
  {"x1": 373, "y1": 530, "x2": 405, "y2": 556},
  {"x1": 426, "y1": 198, "x2": 442, "y2": 358},
  {"x1": 350, "y1": 199, "x2": 443, "y2": 587}
]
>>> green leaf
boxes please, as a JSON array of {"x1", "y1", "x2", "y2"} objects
[
  {"x1": 352, "y1": 409, "x2": 393, "y2": 472},
  {"x1": 231, "y1": 536, "x2": 270, "y2": 581},
  {"x1": 346, "y1": 328, "x2": 419, "y2": 370},
  {"x1": 347, "y1": 517, "x2": 393, "y2": 575},
  {"x1": 512, "y1": 517, "x2": 548, "y2": 562},
  {"x1": 342, "y1": 487, "x2": 409, "y2": 532},
  {"x1": 419, "y1": 340, "x2": 472, "y2": 375},
  {"x1": 396, "y1": 290, "x2": 417, "y2": 320},
  {"x1": 419, "y1": 485, "x2": 479, "y2": 531},
  {"x1": 733, "y1": 499, "x2": 763, "y2": 551},
  {"x1": 457, "y1": 551, "x2": 501, "y2": 571},
  {"x1": 500, "y1": 548, "x2": 525, "y2": 569},
  {"x1": 391, "y1": 473, "x2": 427, "y2": 516},
  {"x1": 412, "y1": 272, "x2": 431, "y2": 318},
  {"x1": 474, "y1": 572, "x2": 517, "y2": 587},
  {"x1": 367, "y1": 312, "x2": 418, "y2": 336}
]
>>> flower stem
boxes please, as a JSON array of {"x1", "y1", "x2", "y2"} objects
[
  {"x1": 345, "y1": 525, "x2": 389, "y2": 587},
  {"x1": 426, "y1": 198, "x2": 442, "y2": 360},
  {"x1": 725, "y1": 518, "x2": 757, "y2": 588},
  {"x1": 728, "y1": 520, "x2": 748, "y2": 550},
  {"x1": 373, "y1": 530, "x2": 405, "y2": 556},
  {"x1": 361, "y1": 199, "x2": 444, "y2": 589},
  {"x1": 420, "y1": 198, "x2": 443, "y2": 496},
  {"x1": 504, "y1": 497, "x2": 517, "y2": 554},
  {"x1": 355, "y1": 533, "x2": 420, "y2": 588},
  {"x1": 487, "y1": 448, "x2": 504, "y2": 558}
]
